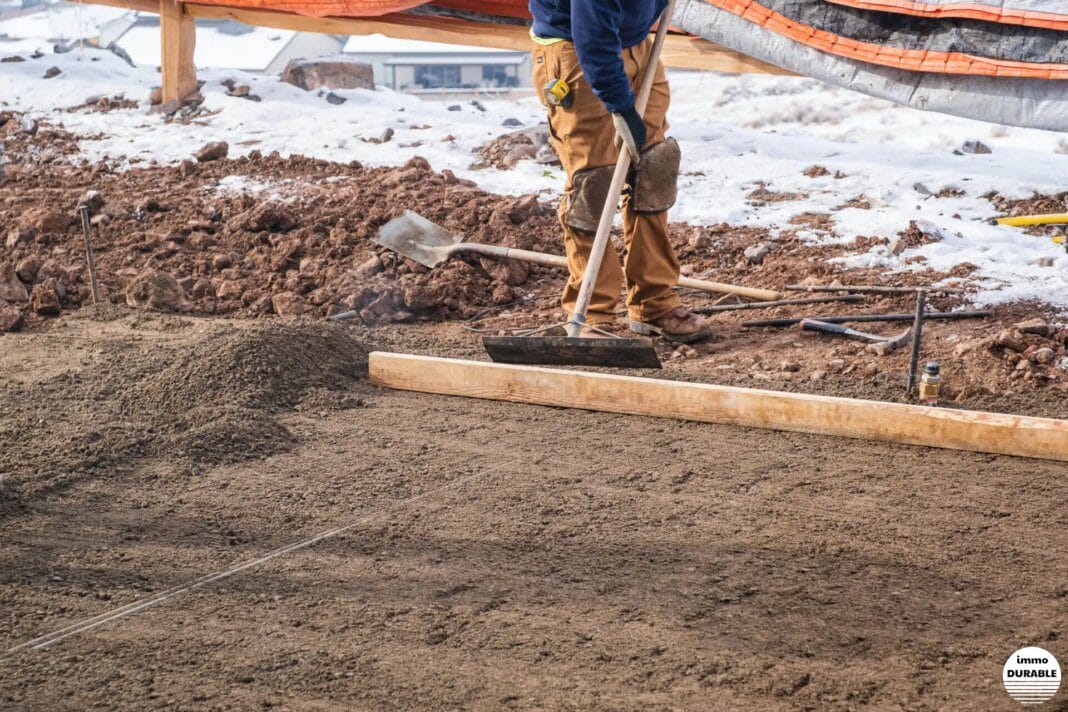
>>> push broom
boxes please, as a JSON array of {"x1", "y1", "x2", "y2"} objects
[{"x1": 481, "y1": 0, "x2": 678, "y2": 369}]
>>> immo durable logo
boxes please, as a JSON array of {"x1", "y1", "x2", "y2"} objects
[{"x1": 1003, "y1": 647, "x2": 1061, "y2": 706}]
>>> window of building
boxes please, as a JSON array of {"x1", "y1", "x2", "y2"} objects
[
  {"x1": 414, "y1": 65, "x2": 461, "y2": 89},
  {"x1": 482, "y1": 64, "x2": 519, "y2": 88}
]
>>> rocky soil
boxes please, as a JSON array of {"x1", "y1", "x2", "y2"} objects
[{"x1": 1, "y1": 112, "x2": 1066, "y2": 414}]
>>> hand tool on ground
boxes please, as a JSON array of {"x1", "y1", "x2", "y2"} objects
[
  {"x1": 477, "y1": 0, "x2": 678, "y2": 369},
  {"x1": 784, "y1": 284, "x2": 963, "y2": 295},
  {"x1": 800, "y1": 318, "x2": 911, "y2": 356},
  {"x1": 743, "y1": 310, "x2": 991, "y2": 328},
  {"x1": 78, "y1": 204, "x2": 101, "y2": 305},
  {"x1": 693, "y1": 294, "x2": 863, "y2": 314},
  {"x1": 376, "y1": 210, "x2": 782, "y2": 302},
  {"x1": 992, "y1": 213, "x2": 1068, "y2": 253},
  {"x1": 906, "y1": 289, "x2": 927, "y2": 394}
]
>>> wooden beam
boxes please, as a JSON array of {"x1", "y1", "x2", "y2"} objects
[
  {"x1": 160, "y1": 0, "x2": 197, "y2": 103},
  {"x1": 185, "y1": 3, "x2": 791, "y2": 75},
  {"x1": 369, "y1": 352, "x2": 1068, "y2": 462},
  {"x1": 83, "y1": 0, "x2": 158, "y2": 13}
]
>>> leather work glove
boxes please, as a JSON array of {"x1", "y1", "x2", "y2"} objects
[{"x1": 611, "y1": 105, "x2": 646, "y2": 164}]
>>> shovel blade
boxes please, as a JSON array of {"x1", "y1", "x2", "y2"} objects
[
  {"x1": 483, "y1": 335, "x2": 662, "y2": 369},
  {"x1": 374, "y1": 210, "x2": 460, "y2": 268}
]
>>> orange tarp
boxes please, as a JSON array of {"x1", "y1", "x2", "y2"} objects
[{"x1": 189, "y1": 0, "x2": 531, "y2": 18}]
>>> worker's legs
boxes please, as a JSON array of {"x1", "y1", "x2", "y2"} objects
[
  {"x1": 620, "y1": 40, "x2": 682, "y2": 322},
  {"x1": 533, "y1": 41, "x2": 623, "y2": 324},
  {"x1": 532, "y1": 39, "x2": 680, "y2": 325}
]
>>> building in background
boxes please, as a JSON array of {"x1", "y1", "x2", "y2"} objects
[{"x1": 343, "y1": 34, "x2": 530, "y2": 92}]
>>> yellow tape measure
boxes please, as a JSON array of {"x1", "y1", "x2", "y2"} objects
[{"x1": 542, "y1": 78, "x2": 573, "y2": 108}]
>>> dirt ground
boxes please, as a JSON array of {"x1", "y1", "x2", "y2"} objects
[
  {"x1": 0, "y1": 310, "x2": 1065, "y2": 711},
  {"x1": 2, "y1": 111, "x2": 1067, "y2": 414},
  {"x1": 1, "y1": 112, "x2": 1067, "y2": 710}
]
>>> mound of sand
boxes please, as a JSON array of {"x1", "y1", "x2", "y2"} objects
[{"x1": 0, "y1": 317, "x2": 369, "y2": 510}]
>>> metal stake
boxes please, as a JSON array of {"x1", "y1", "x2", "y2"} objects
[
  {"x1": 79, "y1": 205, "x2": 101, "y2": 305},
  {"x1": 906, "y1": 289, "x2": 927, "y2": 394}
]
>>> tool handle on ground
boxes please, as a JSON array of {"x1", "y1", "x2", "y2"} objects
[
  {"x1": 456, "y1": 243, "x2": 781, "y2": 300},
  {"x1": 79, "y1": 205, "x2": 101, "y2": 305},
  {"x1": 800, "y1": 319, "x2": 854, "y2": 337},
  {"x1": 566, "y1": 0, "x2": 676, "y2": 337},
  {"x1": 454, "y1": 243, "x2": 569, "y2": 269},
  {"x1": 677, "y1": 276, "x2": 780, "y2": 301}
]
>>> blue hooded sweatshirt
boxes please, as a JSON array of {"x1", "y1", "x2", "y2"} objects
[{"x1": 529, "y1": 0, "x2": 667, "y2": 114}]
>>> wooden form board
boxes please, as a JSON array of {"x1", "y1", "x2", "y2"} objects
[{"x1": 369, "y1": 352, "x2": 1068, "y2": 462}]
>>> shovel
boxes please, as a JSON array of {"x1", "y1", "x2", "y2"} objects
[{"x1": 376, "y1": 210, "x2": 782, "y2": 302}]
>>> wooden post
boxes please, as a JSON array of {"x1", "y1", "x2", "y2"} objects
[{"x1": 160, "y1": 0, "x2": 196, "y2": 103}]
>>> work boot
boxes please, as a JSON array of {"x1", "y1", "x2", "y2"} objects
[{"x1": 628, "y1": 306, "x2": 714, "y2": 344}]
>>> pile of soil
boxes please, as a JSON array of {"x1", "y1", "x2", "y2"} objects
[
  {"x1": 1, "y1": 139, "x2": 561, "y2": 327},
  {"x1": 0, "y1": 312, "x2": 368, "y2": 510}
]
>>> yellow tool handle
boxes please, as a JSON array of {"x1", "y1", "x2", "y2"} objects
[{"x1": 994, "y1": 213, "x2": 1068, "y2": 227}]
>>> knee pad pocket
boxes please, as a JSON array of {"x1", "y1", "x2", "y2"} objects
[
  {"x1": 564, "y1": 164, "x2": 615, "y2": 232},
  {"x1": 633, "y1": 138, "x2": 680, "y2": 213}
]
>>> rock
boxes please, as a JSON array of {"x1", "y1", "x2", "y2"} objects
[
  {"x1": 535, "y1": 142, "x2": 561, "y2": 165},
  {"x1": 325, "y1": 91, "x2": 346, "y2": 105},
  {"x1": 481, "y1": 258, "x2": 529, "y2": 287},
  {"x1": 228, "y1": 204, "x2": 297, "y2": 232},
  {"x1": 194, "y1": 141, "x2": 229, "y2": 163},
  {"x1": 0, "y1": 263, "x2": 29, "y2": 302},
  {"x1": 502, "y1": 117, "x2": 523, "y2": 127},
  {"x1": 379, "y1": 127, "x2": 394, "y2": 143},
  {"x1": 20, "y1": 115, "x2": 37, "y2": 135},
  {"x1": 30, "y1": 278, "x2": 61, "y2": 316},
  {"x1": 779, "y1": 361, "x2": 801, "y2": 372},
  {"x1": 15, "y1": 256, "x2": 42, "y2": 284},
  {"x1": 21, "y1": 208, "x2": 70, "y2": 233},
  {"x1": 43, "y1": 66, "x2": 61, "y2": 79},
  {"x1": 212, "y1": 253, "x2": 234, "y2": 270},
  {"x1": 280, "y1": 57, "x2": 373, "y2": 91},
  {"x1": 506, "y1": 194, "x2": 541, "y2": 225},
  {"x1": 1034, "y1": 347, "x2": 1055, "y2": 365},
  {"x1": 354, "y1": 255, "x2": 383, "y2": 279},
  {"x1": 470, "y1": 100, "x2": 486, "y2": 112},
  {"x1": 80, "y1": 189, "x2": 105, "y2": 215},
  {"x1": 214, "y1": 279, "x2": 245, "y2": 300},
  {"x1": 447, "y1": 104, "x2": 462, "y2": 112},
  {"x1": 0, "y1": 55, "x2": 25, "y2": 63},
  {"x1": 125, "y1": 269, "x2": 191, "y2": 312},
  {"x1": 35, "y1": 260, "x2": 70, "y2": 297},
  {"x1": 809, "y1": 370, "x2": 827, "y2": 382},
  {"x1": 1032, "y1": 256, "x2": 1056, "y2": 267},
  {"x1": 1014, "y1": 318, "x2": 1053, "y2": 337},
  {"x1": 689, "y1": 233, "x2": 712, "y2": 249},
  {"x1": 994, "y1": 328, "x2": 1026, "y2": 352},
  {"x1": 959, "y1": 140, "x2": 992, "y2": 155},
  {"x1": 101, "y1": 201, "x2": 127, "y2": 220},
  {"x1": 271, "y1": 292, "x2": 311, "y2": 316},
  {"x1": 743, "y1": 242, "x2": 772, "y2": 265},
  {"x1": 0, "y1": 303, "x2": 23, "y2": 332},
  {"x1": 827, "y1": 359, "x2": 846, "y2": 372},
  {"x1": 148, "y1": 86, "x2": 162, "y2": 105},
  {"x1": 6, "y1": 227, "x2": 34, "y2": 249}
]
